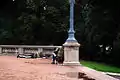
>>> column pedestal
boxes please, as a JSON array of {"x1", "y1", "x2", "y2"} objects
[{"x1": 63, "y1": 41, "x2": 80, "y2": 66}]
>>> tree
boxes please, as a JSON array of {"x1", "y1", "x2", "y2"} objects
[{"x1": 0, "y1": 0, "x2": 69, "y2": 45}]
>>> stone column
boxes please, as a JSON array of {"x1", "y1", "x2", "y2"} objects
[
  {"x1": 63, "y1": 0, "x2": 80, "y2": 66},
  {"x1": 18, "y1": 47, "x2": 23, "y2": 54}
]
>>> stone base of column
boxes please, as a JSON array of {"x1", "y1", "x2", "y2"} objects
[
  {"x1": 63, "y1": 41, "x2": 80, "y2": 66},
  {"x1": 63, "y1": 61, "x2": 81, "y2": 66}
]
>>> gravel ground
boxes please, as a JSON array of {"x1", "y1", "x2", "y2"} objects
[
  {"x1": 0, "y1": 56, "x2": 83, "y2": 80},
  {"x1": 1, "y1": 56, "x2": 118, "y2": 80}
]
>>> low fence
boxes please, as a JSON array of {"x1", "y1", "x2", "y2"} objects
[{"x1": 0, "y1": 45, "x2": 61, "y2": 56}]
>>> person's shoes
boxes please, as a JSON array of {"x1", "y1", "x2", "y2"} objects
[
  {"x1": 55, "y1": 62, "x2": 58, "y2": 64},
  {"x1": 51, "y1": 62, "x2": 55, "y2": 64}
]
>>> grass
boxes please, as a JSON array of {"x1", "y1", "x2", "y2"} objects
[{"x1": 80, "y1": 60, "x2": 120, "y2": 73}]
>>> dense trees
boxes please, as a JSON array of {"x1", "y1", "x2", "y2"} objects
[
  {"x1": 80, "y1": 0, "x2": 120, "y2": 66},
  {"x1": 0, "y1": 0, "x2": 120, "y2": 66},
  {"x1": 0, "y1": 0, "x2": 69, "y2": 45}
]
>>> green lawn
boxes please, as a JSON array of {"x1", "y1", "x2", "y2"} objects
[{"x1": 80, "y1": 60, "x2": 120, "y2": 73}]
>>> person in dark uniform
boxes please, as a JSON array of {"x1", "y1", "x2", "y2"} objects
[{"x1": 51, "y1": 48, "x2": 59, "y2": 64}]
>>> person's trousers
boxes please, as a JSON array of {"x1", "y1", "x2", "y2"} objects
[{"x1": 52, "y1": 55, "x2": 56, "y2": 62}]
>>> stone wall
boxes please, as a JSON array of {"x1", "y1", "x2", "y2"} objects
[{"x1": 0, "y1": 45, "x2": 61, "y2": 56}]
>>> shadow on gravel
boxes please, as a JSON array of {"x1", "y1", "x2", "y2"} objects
[
  {"x1": 24, "y1": 61, "x2": 51, "y2": 64},
  {"x1": 107, "y1": 74, "x2": 120, "y2": 79},
  {"x1": 66, "y1": 72, "x2": 95, "y2": 80}
]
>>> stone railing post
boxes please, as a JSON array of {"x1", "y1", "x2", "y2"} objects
[
  {"x1": 38, "y1": 48, "x2": 43, "y2": 53},
  {"x1": 38, "y1": 48, "x2": 43, "y2": 57},
  {"x1": 0, "y1": 47, "x2": 2, "y2": 54},
  {"x1": 18, "y1": 47, "x2": 23, "y2": 54},
  {"x1": 15, "y1": 48, "x2": 18, "y2": 55}
]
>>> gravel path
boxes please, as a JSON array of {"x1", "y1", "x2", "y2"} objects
[{"x1": 0, "y1": 56, "x2": 83, "y2": 80}]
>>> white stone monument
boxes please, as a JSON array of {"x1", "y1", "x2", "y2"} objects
[{"x1": 63, "y1": 0, "x2": 80, "y2": 66}]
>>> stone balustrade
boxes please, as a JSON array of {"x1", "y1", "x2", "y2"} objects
[{"x1": 0, "y1": 45, "x2": 61, "y2": 56}]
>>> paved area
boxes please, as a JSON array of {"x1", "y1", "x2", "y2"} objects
[
  {"x1": 0, "y1": 56, "x2": 84, "y2": 80},
  {"x1": 0, "y1": 56, "x2": 118, "y2": 80}
]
